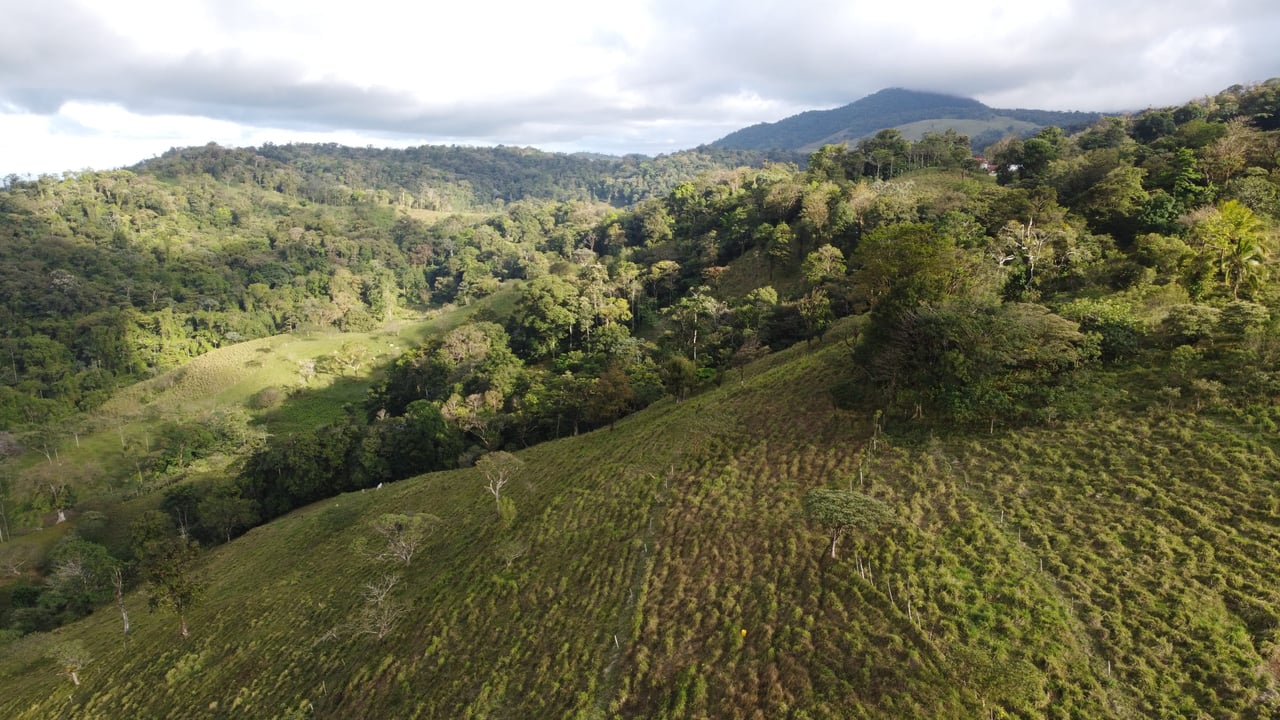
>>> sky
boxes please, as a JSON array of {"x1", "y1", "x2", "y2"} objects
[{"x1": 1, "y1": 0, "x2": 1277, "y2": 177}]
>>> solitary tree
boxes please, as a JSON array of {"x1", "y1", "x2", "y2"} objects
[
  {"x1": 495, "y1": 537, "x2": 530, "y2": 569},
  {"x1": 476, "y1": 451, "x2": 523, "y2": 508},
  {"x1": 370, "y1": 513, "x2": 440, "y2": 566},
  {"x1": 111, "y1": 566, "x2": 130, "y2": 637},
  {"x1": 48, "y1": 638, "x2": 91, "y2": 686},
  {"x1": 803, "y1": 487, "x2": 894, "y2": 559},
  {"x1": 353, "y1": 574, "x2": 405, "y2": 640}
]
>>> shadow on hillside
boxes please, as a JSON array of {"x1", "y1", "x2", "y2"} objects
[{"x1": 255, "y1": 375, "x2": 374, "y2": 435}]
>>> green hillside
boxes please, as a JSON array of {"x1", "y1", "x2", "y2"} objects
[{"x1": 2, "y1": 321, "x2": 1279, "y2": 717}]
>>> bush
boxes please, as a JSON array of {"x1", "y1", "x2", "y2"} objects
[{"x1": 248, "y1": 386, "x2": 286, "y2": 410}]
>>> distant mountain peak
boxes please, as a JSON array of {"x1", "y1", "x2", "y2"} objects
[{"x1": 712, "y1": 88, "x2": 1101, "y2": 152}]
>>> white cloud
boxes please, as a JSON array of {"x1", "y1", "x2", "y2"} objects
[{"x1": 1, "y1": 0, "x2": 1277, "y2": 175}]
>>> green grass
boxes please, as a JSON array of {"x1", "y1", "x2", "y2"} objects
[{"x1": 3, "y1": 321, "x2": 1277, "y2": 717}]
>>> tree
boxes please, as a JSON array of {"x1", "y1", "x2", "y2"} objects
[
  {"x1": 319, "y1": 341, "x2": 373, "y2": 377},
  {"x1": 802, "y1": 244, "x2": 847, "y2": 286},
  {"x1": 476, "y1": 451, "x2": 524, "y2": 510},
  {"x1": 495, "y1": 537, "x2": 530, "y2": 569},
  {"x1": 802, "y1": 487, "x2": 893, "y2": 559},
  {"x1": 161, "y1": 483, "x2": 205, "y2": 539},
  {"x1": 852, "y1": 223, "x2": 994, "y2": 317},
  {"x1": 858, "y1": 129, "x2": 910, "y2": 179},
  {"x1": 132, "y1": 511, "x2": 203, "y2": 639},
  {"x1": 1079, "y1": 165, "x2": 1148, "y2": 240},
  {"x1": 1189, "y1": 200, "x2": 1271, "y2": 298},
  {"x1": 736, "y1": 286, "x2": 778, "y2": 334},
  {"x1": 587, "y1": 363, "x2": 635, "y2": 430},
  {"x1": 998, "y1": 217, "x2": 1063, "y2": 294},
  {"x1": 646, "y1": 260, "x2": 682, "y2": 303},
  {"x1": 1201, "y1": 118, "x2": 1261, "y2": 184},
  {"x1": 48, "y1": 638, "x2": 91, "y2": 686},
  {"x1": 48, "y1": 537, "x2": 116, "y2": 614},
  {"x1": 796, "y1": 289, "x2": 834, "y2": 342},
  {"x1": 369, "y1": 513, "x2": 439, "y2": 566},
  {"x1": 729, "y1": 336, "x2": 769, "y2": 385},
  {"x1": 440, "y1": 391, "x2": 508, "y2": 449},
  {"x1": 767, "y1": 223, "x2": 793, "y2": 276},
  {"x1": 0, "y1": 542, "x2": 36, "y2": 579},
  {"x1": 111, "y1": 566, "x2": 131, "y2": 637},
  {"x1": 197, "y1": 488, "x2": 259, "y2": 543},
  {"x1": 0, "y1": 464, "x2": 13, "y2": 543},
  {"x1": 664, "y1": 288, "x2": 725, "y2": 363},
  {"x1": 662, "y1": 354, "x2": 699, "y2": 402},
  {"x1": 353, "y1": 574, "x2": 405, "y2": 640},
  {"x1": 371, "y1": 400, "x2": 463, "y2": 479},
  {"x1": 860, "y1": 300, "x2": 1089, "y2": 425},
  {"x1": 514, "y1": 275, "x2": 579, "y2": 359}
]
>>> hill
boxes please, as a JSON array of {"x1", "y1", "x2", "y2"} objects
[
  {"x1": 2, "y1": 320, "x2": 1279, "y2": 717},
  {"x1": 712, "y1": 88, "x2": 1103, "y2": 151},
  {"x1": 134, "y1": 142, "x2": 800, "y2": 210}
]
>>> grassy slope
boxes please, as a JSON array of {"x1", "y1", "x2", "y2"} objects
[{"x1": 2, "y1": 322, "x2": 1279, "y2": 718}]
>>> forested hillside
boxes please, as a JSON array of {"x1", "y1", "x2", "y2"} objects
[
  {"x1": 0, "y1": 143, "x2": 791, "y2": 429},
  {"x1": 2, "y1": 78, "x2": 1280, "y2": 718}
]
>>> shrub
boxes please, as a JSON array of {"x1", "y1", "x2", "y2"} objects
[{"x1": 249, "y1": 386, "x2": 286, "y2": 410}]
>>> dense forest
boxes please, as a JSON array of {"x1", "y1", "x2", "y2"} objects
[
  {"x1": 2, "y1": 78, "x2": 1280, "y2": 718},
  {"x1": 0, "y1": 143, "x2": 795, "y2": 429}
]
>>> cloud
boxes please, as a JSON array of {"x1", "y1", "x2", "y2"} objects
[{"x1": 1, "y1": 0, "x2": 1277, "y2": 175}]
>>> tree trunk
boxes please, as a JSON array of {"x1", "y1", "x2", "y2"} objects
[
  {"x1": 180, "y1": 614, "x2": 190, "y2": 639},
  {"x1": 112, "y1": 569, "x2": 130, "y2": 636},
  {"x1": 829, "y1": 528, "x2": 843, "y2": 559}
]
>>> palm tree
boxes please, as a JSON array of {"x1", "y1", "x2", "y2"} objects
[{"x1": 1195, "y1": 200, "x2": 1270, "y2": 298}]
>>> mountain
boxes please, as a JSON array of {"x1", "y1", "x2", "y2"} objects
[{"x1": 712, "y1": 88, "x2": 1104, "y2": 152}]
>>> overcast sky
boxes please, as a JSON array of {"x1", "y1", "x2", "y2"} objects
[{"x1": 1, "y1": 0, "x2": 1277, "y2": 176}]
